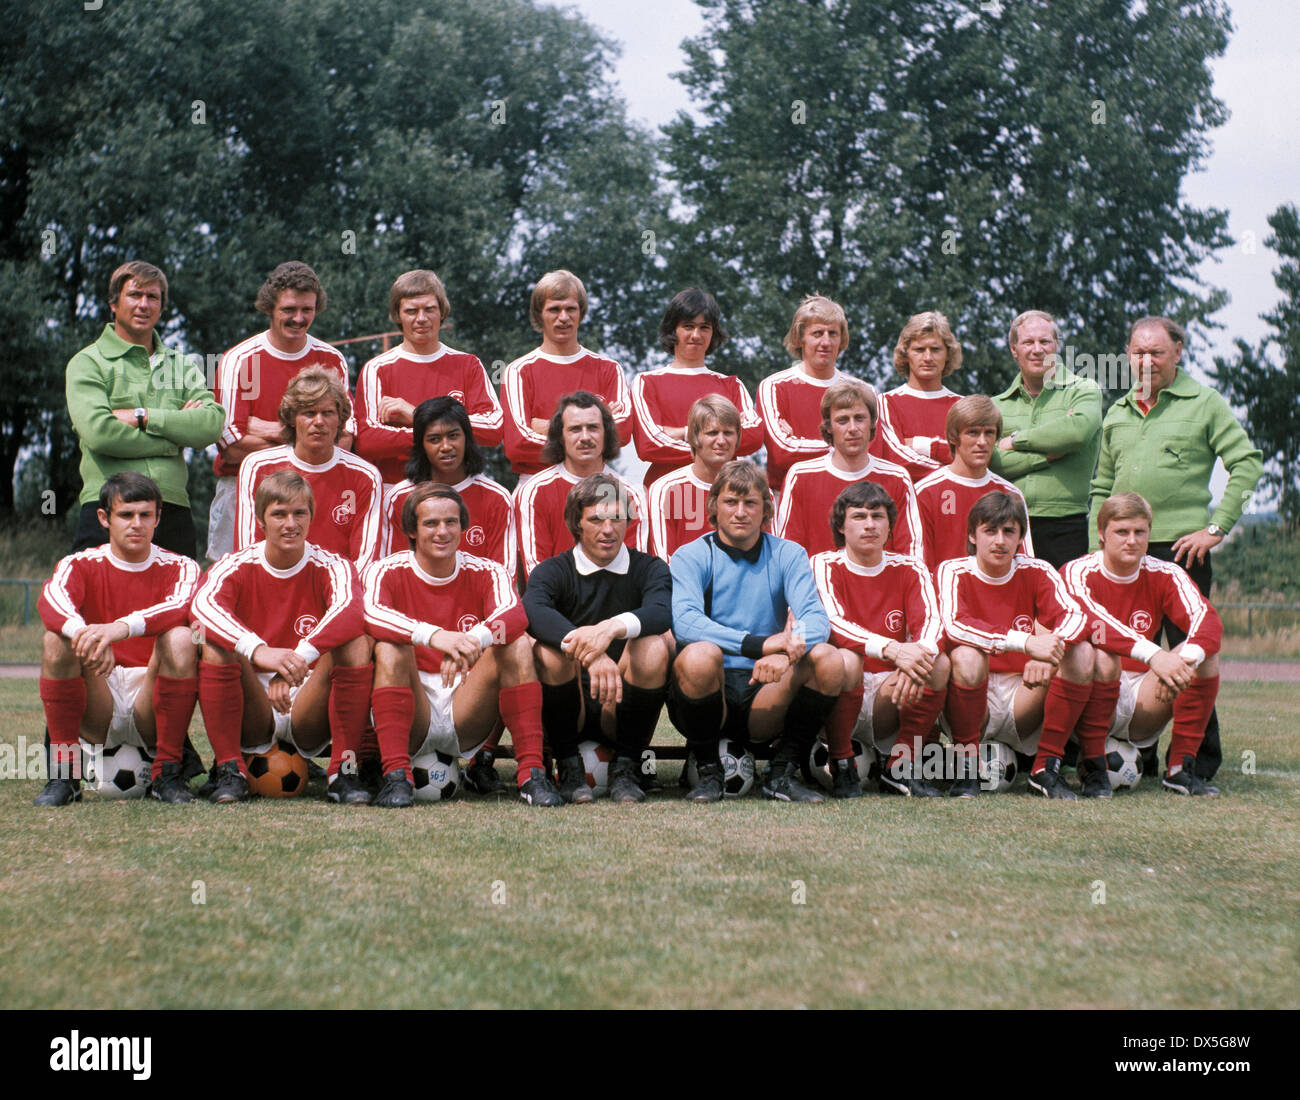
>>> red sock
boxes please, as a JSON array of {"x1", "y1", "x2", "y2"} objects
[
  {"x1": 828, "y1": 686, "x2": 864, "y2": 761},
  {"x1": 895, "y1": 686, "x2": 947, "y2": 765},
  {"x1": 151, "y1": 674, "x2": 198, "y2": 778},
  {"x1": 328, "y1": 664, "x2": 373, "y2": 781},
  {"x1": 360, "y1": 723, "x2": 380, "y2": 764},
  {"x1": 371, "y1": 686, "x2": 414, "y2": 781},
  {"x1": 500, "y1": 681, "x2": 545, "y2": 782},
  {"x1": 945, "y1": 680, "x2": 987, "y2": 747},
  {"x1": 481, "y1": 721, "x2": 504, "y2": 753},
  {"x1": 40, "y1": 676, "x2": 85, "y2": 776},
  {"x1": 1169, "y1": 675, "x2": 1219, "y2": 769},
  {"x1": 1034, "y1": 676, "x2": 1092, "y2": 770},
  {"x1": 1076, "y1": 679, "x2": 1120, "y2": 760},
  {"x1": 198, "y1": 663, "x2": 245, "y2": 772}
]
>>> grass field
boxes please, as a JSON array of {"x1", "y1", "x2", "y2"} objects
[{"x1": 1, "y1": 679, "x2": 1295, "y2": 1010}]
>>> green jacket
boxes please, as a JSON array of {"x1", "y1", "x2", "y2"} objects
[
  {"x1": 1088, "y1": 369, "x2": 1263, "y2": 548},
  {"x1": 66, "y1": 324, "x2": 225, "y2": 507},
  {"x1": 989, "y1": 366, "x2": 1102, "y2": 518}
]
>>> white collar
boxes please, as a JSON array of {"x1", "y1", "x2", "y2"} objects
[{"x1": 574, "y1": 544, "x2": 630, "y2": 576}]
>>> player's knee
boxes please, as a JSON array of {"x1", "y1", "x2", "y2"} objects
[
  {"x1": 930, "y1": 651, "x2": 951, "y2": 689},
  {"x1": 42, "y1": 630, "x2": 75, "y2": 671},
  {"x1": 1062, "y1": 640, "x2": 1095, "y2": 681},
  {"x1": 673, "y1": 642, "x2": 723, "y2": 691},
  {"x1": 157, "y1": 626, "x2": 198, "y2": 674},
  {"x1": 628, "y1": 633, "x2": 671, "y2": 679},
  {"x1": 949, "y1": 646, "x2": 986, "y2": 686},
  {"x1": 373, "y1": 640, "x2": 412, "y2": 681},
  {"x1": 1197, "y1": 652, "x2": 1219, "y2": 678},
  {"x1": 809, "y1": 643, "x2": 844, "y2": 692},
  {"x1": 839, "y1": 647, "x2": 864, "y2": 684},
  {"x1": 1093, "y1": 650, "x2": 1121, "y2": 681},
  {"x1": 336, "y1": 634, "x2": 373, "y2": 666},
  {"x1": 200, "y1": 641, "x2": 236, "y2": 665},
  {"x1": 501, "y1": 634, "x2": 534, "y2": 678},
  {"x1": 533, "y1": 642, "x2": 575, "y2": 683}
]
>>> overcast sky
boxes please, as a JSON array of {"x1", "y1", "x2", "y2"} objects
[{"x1": 565, "y1": 0, "x2": 1300, "y2": 371}]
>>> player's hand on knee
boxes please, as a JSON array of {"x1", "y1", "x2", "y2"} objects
[
  {"x1": 1149, "y1": 649, "x2": 1193, "y2": 693},
  {"x1": 431, "y1": 629, "x2": 483, "y2": 671},
  {"x1": 1025, "y1": 634, "x2": 1065, "y2": 665},
  {"x1": 890, "y1": 673, "x2": 924, "y2": 708},
  {"x1": 588, "y1": 655, "x2": 622, "y2": 706},
  {"x1": 562, "y1": 622, "x2": 616, "y2": 666},
  {"x1": 1022, "y1": 659, "x2": 1055, "y2": 687},
  {"x1": 749, "y1": 653, "x2": 790, "y2": 685},
  {"x1": 268, "y1": 674, "x2": 293, "y2": 714},
  {"x1": 253, "y1": 646, "x2": 309, "y2": 686}
]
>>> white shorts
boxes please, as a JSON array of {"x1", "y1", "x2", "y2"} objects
[
  {"x1": 206, "y1": 476, "x2": 237, "y2": 560},
  {"x1": 411, "y1": 671, "x2": 492, "y2": 761},
  {"x1": 1108, "y1": 669, "x2": 1159, "y2": 748},
  {"x1": 244, "y1": 670, "x2": 319, "y2": 755},
  {"x1": 852, "y1": 670, "x2": 899, "y2": 752},
  {"x1": 983, "y1": 671, "x2": 1042, "y2": 755},
  {"x1": 102, "y1": 665, "x2": 150, "y2": 749}
]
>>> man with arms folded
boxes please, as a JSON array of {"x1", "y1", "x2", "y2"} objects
[
  {"x1": 363, "y1": 484, "x2": 560, "y2": 808},
  {"x1": 1063, "y1": 493, "x2": 1223, "y2": 796},
  {"x1": 937, "y1": 492, "x2": 1094, "y2": 799},
  {"x1": 670, "y1": 461, "x2": 842, "y2": 803},
  {"x1": 36, "y1": 473, "x2": 201, "y2": 806},
  {"x1": 523, "y1": 474, "x2": 673, "y2": 805},
  {"x1": 812, "y1": 482, "x2": 949, "y2": 799},
  {"x1": 191, "y1": 472, "x2": 372, "y2": 805}
]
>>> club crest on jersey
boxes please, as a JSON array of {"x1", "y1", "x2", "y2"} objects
[
  {"x1": 294, "y1": 615, "x2": 319, "y2": 637},
  {"x1": 1013, "y1": 615, "x2": 1034, "y2": 633},
  {"x1": 1130, "y1": 610, "x2": 1153, "y2": 633},
  {"x1": 457, "y1": 614, "x2": 480, "y2": 633},
  {"x1": 465, "y1": 525, "x2": 485, "y2": 547},
  {"x1": 885, "y1": 609, "x2": 904, "y2": 633},
  {"x1": 331, "y1": 502, "x2": 353, "y2": 526}
]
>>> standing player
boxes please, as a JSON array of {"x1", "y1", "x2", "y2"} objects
[
  {"x1": 647, "y1": 395, "x2": 741, "y2": 561},
  {"x1": 812, "y1": 483, "x2": 949, "y2": 798},
  {"x1": 355, "y1": 270, "x2": 503, "y2": 488},
  {"x1": 871, "y1": 311, "x2": 964, "y2": 483},
  {"x1": 514, "y1": 392, "x2": 648, "y2": 578},
  {"x1": 915, "y1": 395, "x2": 1032, "y2": 574},
  {"x1": 191, "y1": 472, "x2": 372, "y2": 804},
  {"x1": 631, "y1": 288, "x2": 762, "y2": 486},
  {"x1": 363, "y1": 484, "x2": 560, "y2": 807},
  {"x1": 756, "y1": 295, "x2": 851, "y2": 492},
  {"x1": 381, "y1": 397, "x2": 515, "y2": 570},
  {"x1": 209, "y1": 261, "x2": 354, "y2": 559},
  {"x1": 937, "y1": 492, "x2": 1094, "y2": 798},
  {"x1": 523, "y1": 474, "x2": 673, "y2": 805},
  {"x1": 235, "y1": 368, "x2": 383, "y2": 570},
  {"x1": 776, "y1": 379, "x2": 921, "y2": 558},
  {"x1": 670, "y1": 461, "x2": 842, "y2": 803},
  {"x1": 35, "y1": 473, "x2": 201, "y2": 806},
  {"x1": 501, "y1": 270, "x2": 632, "y2": 478},
  {"x1": 1063, "y1": 493, "x2": 1223, "y2": 796}
]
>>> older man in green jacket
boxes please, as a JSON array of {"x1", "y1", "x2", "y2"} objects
[
  {"x1": 990, "y1": 310, "x2": 1102, "y2": 568},
  {"x1": 66, "y1": 261, "x2": 224, "y2": 560},
  {"x1": 1089, "y1": 315, "x2": 1263, "y2": 781}
]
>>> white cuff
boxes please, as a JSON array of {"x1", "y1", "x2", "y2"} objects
[
  {"x1": 117, "y1": 612, "x2": 147, "y2": 638},
  {"x1": 615, "y1": 612, "x2": 642, "y2": 640},
  {"x1": 62, "y1": 616, "x2": 88, "y2": 641},
  {"x1": 1132, "y1": 639, "x2": 1162, "y2": 665},
  {"x1": 235, "y1": 633, "x2": 266, "y2": 661},
  {"x1": 471, "y1": 623, "x2": 495, "y2": 649},
  {"x1": 294, "y1": 640, "x2": 320, "y2": 665},
  {"x1": 412, "y1": 623, "x2": 436, "y2": 649},
  {"x1": 1005, "y1": 630, "x2": 1031, "y2": 653},
  {"x1": 1179, "y1": 643, "x2": 1207, "y2": 669},
  {"x1": 863, "y1": 635, "x2": 887, "y2": 661}
]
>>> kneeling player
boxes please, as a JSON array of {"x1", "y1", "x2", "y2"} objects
[
  {"x1": 1063, "y1": 493, "x2": 1222, "y2": 796},
  {"x1": 523, "y1": 474, "x2": 673, "y2": 804},
  {"x1": 812, "y1": 482, "x2": 949, "y2": 798},
  {"x1": 191, "y1": 471, "x2": 371, "y2": 804},
  {"x1": 363, "y1": 483, "x2": 560, "y2": 807},
  {"x1": 671, "y1": 461, "x2": 842, "y2": 802},
  {"x1": 36, "y1": 473, "x2": 200, "y2": 805},
  {"x1": 937, "y1": 492, "x2": 1095, "y2": 798}
]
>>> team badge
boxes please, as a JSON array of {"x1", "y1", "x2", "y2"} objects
[
  {"x1": 1130, "y1": 610, "x2": 1153, "y2": 633},
  {"x1": 1013, "y1": 615, "x2": 1034, "y2": 633},
  {"x1": 885, "y1": 609, "x2": 904, "y2": 633},
  {"x1": 465, "y1": 525, "x2": 485, "y2": 547},
  {"x1": 294, "y1": 615, "x2": 319, "y2": 637},
  {"x1": 457, "y1": 614, "x2": 480, "y2": 633},
  {"x1": 332, "y1": 502, "x2": 353, "y2": 526}
]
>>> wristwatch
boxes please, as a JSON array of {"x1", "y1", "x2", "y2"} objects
[
  {"x1": 134, "y1": 407, "x2": 146, "y2": 430},
  {"x1": 1207, "y1": 524, "x2": 1223, "y2": 538}
]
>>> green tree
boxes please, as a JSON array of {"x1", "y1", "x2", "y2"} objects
[
  {"x1": 1212, "y1": 203, "x2": 1300, "y2": 527},
  {"x1": 0, "y1": 0, "x2": 666, "y2": 521},
  {"x1": 663, "y1": 0, "x2": 1232, "y2": 396}
]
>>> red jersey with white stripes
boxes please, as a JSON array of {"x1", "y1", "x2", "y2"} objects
[
  {"x1": 776, "y1": 453, "x2": 922, "y2": 559},
  {"x1": 501, "y1": 349, "x2": 632, "y2": 475},
  {"x1": 870, "y1": 384, "x2": 961, "y2": 482},
  {"x1": 40, "y1": 545, "x2": 200, "y2": 668},
  {"x1": 213, "y1": 333, "x2": 355, "y2": 478},
  {"x1": 234, "y1": 446, "x2": 384, "y2": 570},
  {"x1": 382, "y1": 475, "x2": 516, "y2": 577},
  {"x1": 354, "y1": 345, "x2": 503, "y2": 484},
  {"x1": 812, "y1": 550, "x2": 942, "y2": 674},
  {"x1": 914, "y1": 467, "x2": 1033, "y2": 574},
  {"x1": 630, "y1": 366, "x2": 763, "y2": 485},
  {"x1": 513, "y1": 464, "x2": 648, "y2": 578},
  {"x1": 646, "y1": 465, "x2": 713, "y2": 562},
  {"x1": 1061, "y1": 552, "x2": 1223, "y2": 672},
  {"x1": 363, "y1": 550, "x2": 527, "y2": 676},
  {"x1": 936, "y1": 555, "x2": 1087, "y2": 673},
  {"x1": 191, "y1": 542, "x2": 363, "y2": 665},
  {"x1": 755, "y1": 364, "x2": 841, "y2": 490}
]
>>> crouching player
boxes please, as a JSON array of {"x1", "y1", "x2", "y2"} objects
[
  {"x1": 36, "y1": 472, "x2": 200, "y2": 805},
  {"x1": 671, "y1": 461, "x2": 842, "y2": 803},
  {"x1": 812, "y1": 483, "x2": 949, "y2": 798},
  {"x1": 190, "y1": 471, "x2": 371, "y2": 804},
  {"x1": 363, "y1": 483, "x2": 560, "y2": 807},
  {"x1": 937, "y1": 492, "x2": 1095, "y2": 798},
  {"x1": 523, "y1": 474, "x2": 673, "y2": 804},
  {"x1": 1063, "y1": 493, "x2": 1223, "y2": 795}
]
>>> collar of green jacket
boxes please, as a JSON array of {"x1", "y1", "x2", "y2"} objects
[
  {"x1": 1116, "y1": 367, "x2": 1200, "y2": 410},
  {"x1": 995, "y1": 363, "x2": 1086, "y2": 400},
  {"x1": 94, "y1": 323, "x2": 162, "y2": 361}
]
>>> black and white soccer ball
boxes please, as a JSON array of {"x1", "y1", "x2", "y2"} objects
[
  {"x1": 411, "y1": 750, "x2": 460, "y2": 802},
  {"x1": 83, "y1": 741, "x2": 152, "y2": 800},
  {"x1": 578, "y1": 739, "x2": 616, "y2": 797},
  {"x1": 978, "y1": 742, "x2": 1018, "y2": 793},
  {"x1": 684, "y1": 738, "x2": 756, "y2": 798},
  {"x1": 806, "y1": 736, "x2": 872, "y2": 792},
  {"x1": 1104, "y1": 737, "x2": 1143, "y2": 790}
]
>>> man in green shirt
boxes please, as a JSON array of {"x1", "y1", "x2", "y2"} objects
[
  {"x1": 1089, "y1": 315, "x2": 1263, "y2": 780},
  {"x1": 65, "y1": 261, "x2": 224, "y2": 560},
  {"x1": 990, "y1": 310, "x2": 1101, "y2": 569}
]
